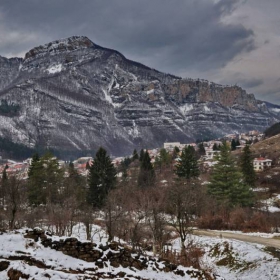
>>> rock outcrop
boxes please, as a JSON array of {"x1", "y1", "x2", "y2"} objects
[{"x1": 23, "y1": 228, "x2": 208, "y2": 279}]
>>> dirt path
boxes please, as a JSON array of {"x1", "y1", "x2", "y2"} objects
[{"x1": 193, "y1": 230, "x2": 280, "y2": 249}]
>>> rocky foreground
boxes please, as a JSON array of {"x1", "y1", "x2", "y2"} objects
[{"x1": 0, "y1": 229, "x2": 219, "y2": 280}]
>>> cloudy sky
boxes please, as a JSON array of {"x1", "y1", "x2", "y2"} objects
[{"x1": 0, "y1": 0, "x2": 280, "y2": 104}]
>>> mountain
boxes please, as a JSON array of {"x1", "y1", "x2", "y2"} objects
[{"x1": 0, "y1": 36, "x2": 279, "y2": 158}]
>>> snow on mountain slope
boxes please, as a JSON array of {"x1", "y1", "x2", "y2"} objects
[{"x1": 0, "y1": 36, "x2": 279, "y2": 157}]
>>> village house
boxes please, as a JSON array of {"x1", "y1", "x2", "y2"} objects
[
  {"x1": 163, "y1": 142, "x2": 181, "y2": 151},
  {"x1": 253, "y1": 157, "x2": 272, "y2": 171},
  {"x1": 205, "y1": 148, "x2": 220, "y2": 160},
  {"x1": 163, "y1": 142, "x2": 196, "y2": 152}
]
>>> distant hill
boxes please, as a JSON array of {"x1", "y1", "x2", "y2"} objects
[
  {"x1": 264, "y1": 122, "x2": 280, "y2": 137},
  {"x1": 250, "y1": 134, "x2": 280, "y2": 163}
]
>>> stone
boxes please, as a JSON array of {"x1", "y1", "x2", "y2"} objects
[
  {"x1": 7, "y1": 268, "x2": 29, "y2": 280},
  {"x1": 0, "y1": 261, "x2": 9, "y2": 271}
]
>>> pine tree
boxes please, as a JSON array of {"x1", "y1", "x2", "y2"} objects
[
  {"x1": 172, "y1": 146, "x2": 180, "y2": 159},
  {"x1": 27, "y1": 152, "x2": 63, "y2": 206},
  {"x1": 87, "y1": 147, "x2": 117, "y2": 208},
  {"x1": 64, "y1": 162, "x2": 85, "y2": 204},
  {"x1": 236, "y1": 139, "x2": 241, "y2": 147},
  {"x1": 27, "y1": 155, "x2": 45, "y2": 206},
  {"x1": 175, "y1": 146, "x2": 199, "y2": 180},
  {"x1": 160, "y1": 148, "x2": 172, "y2": 165},
  {"x1": 41, "y1": 152, "x2": 63, "y2": 204},
  {"x1": 213, "y1": 143, "x2": 219, "y2": 151},
  {"x1": 0, "y1": 164, "x2": 8, "y2": 206},
  {"x1": 231, "y1": 139, "x2": 237, "y2": 151},
  {"x1": 139, "y1": 149, "x2": 145, "y2": 162},
  {"x1": 240, "y1": 145, "x2": 256, "y2": 188},
  {"x1": 155, "y1": 148, "x2": 172, "y2": 172},
  {"x1": 138, "y1": 151, "x2": 155, "y2": 187},
  {"x1": 198, "y1": 143, "x2": 205, "y2": 156},
  {"x1": 28, "y1": 153, "x2": 40, "y2": 178},
  {"x1": 208, "y1": 142, "x2": 253, "y2": 207},
  {"x1": 132, "y1": 149, "x2": 139, "y2": 160}
]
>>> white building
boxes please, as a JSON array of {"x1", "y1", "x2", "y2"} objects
[
  {"x1": 205, "y1": 149, "x2": 220, "y2": 160},
  {"x1": 164, "y1": 142, "x2": 196, "y2": 151},
  {"x1": 164, "y1": 142, "x2": 181, "y2": 151},
  {"x1": 253, "y1": 157, "x2": 272, "y2": 171}
]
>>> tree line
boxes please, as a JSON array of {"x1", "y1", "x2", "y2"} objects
[{"x1": 0, "y1": 142, "x2": 271, "y2": 254}]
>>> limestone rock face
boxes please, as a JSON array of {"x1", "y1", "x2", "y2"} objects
[{"x1": 0, "y1": 36, "x2": 279, "y2": 157}]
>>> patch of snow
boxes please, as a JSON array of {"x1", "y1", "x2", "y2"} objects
[
  {"x1": 259, "y1": 195, "x2": 280, "y2": 213},
  {"x1": 210, "y1": 230, "x2": 280, "y2": 239},
  {"x1": 47, "y1": 64, "x2": 62, "y2": 74},
  {"x1": 270, "y1": 108, "x2": 280, "y2": 113},
  {"x1": 253, "y1": 187, "x2": 269, "y2": 192},
  {"x1": 102, "y1": 88, "x2": 113, "y2": 105},
  {"x1": 171, "y1": 234, "x2": 280, "y2": 280},
  {"x1": 179, "y1": 103, "x2": 193, "y2": 114},
  {"x1": 204, "y1": 105, "x2": 211, "y2": 112},
  {"x1": 146, "y1": 89, "x2": 155, "y2": 95}
]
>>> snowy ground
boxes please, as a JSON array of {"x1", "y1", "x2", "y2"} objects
[
  {"x1": 171, "y1": 234, "x2": 280, "y2": 280},
  {"x1": 0, "y1": 228, "x2": 212, "y2": 280},
  {"x1": 259, "y1": 194, "x2": 280, "y2": 213},
  {"x1": 1, "y1": 225, "x2": 280, "y2": 279},
  {"x1": 209, "y1": 230, "x2": 280, "y2": 239}
]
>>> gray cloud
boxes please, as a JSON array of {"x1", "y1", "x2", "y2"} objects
[
  {"x1": 220, "y1": 74, "x2": 264, "y2": 89},
  {"x1": 0, "y1": 0, "x2": 255, "y2": 75},
  {"x1": 1, "y1": 0, "x2": 279, "y2": 105},
  {"x1": 239, "y1": 78, "x2": 264, "y2": 89}
]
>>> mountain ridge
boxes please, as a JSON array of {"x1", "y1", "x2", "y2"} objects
[{"x1": 0, "y1": 36, "x2": 279, "y2": 158}]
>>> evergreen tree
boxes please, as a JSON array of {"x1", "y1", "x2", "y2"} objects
[
  {"x1": 139, "y1": 149, "x2": 145, "y2": 162},
  {"x1": 87, "y1": 147, "x2": 117, "y2": 208},
  {"x1": 27, "y1": 155, "x2": 45, "y2": 206},
  {"x1": 172, "y1": 146, "x2": 180, "y2": 159},
  {"x1": 208, "y1": 142, "x2": 253, "y2": 207},
  {"x1": 64, "y1": 162, "x2": 85, "y2": 204},
  {"x1": 240, "y1": 145, "x2": 256, "y2": 188},
  {"x1": 175, "y1": 146, "x2": 199, "y2": 179},
  {"x1": 212, "y1": 143, "x2": 219, "y2": 151},
  {"x1": 198, "y1": 143, "x2": 205, "y2": 156},
  {"x1": 0, "y1": 164, "x2": 8, "y2": 206},
  {"x1": 2, "y1": 164, "x2": 8, "y2": 181},
  {"x1": 155, "y1": 148, "x2": 172, "y2": 172},
  {"x1": 28, "y1": 153, "x2": 40, "y2": 178},
  {"x1": 159, "y1": 148, "x2": 172, "y2": 165},
  {"x1": 138, "y1": 151, "x2": 155, "y2": 187},
  {"x1": 27, "y1": 152, "x2": 63, "y2": 206},
  {"x1": 231, "y1": 139, "x2": 237, "y2": 151},
  {"x1": 132, "y1": 149, "x2": 139, "y2": 160}
]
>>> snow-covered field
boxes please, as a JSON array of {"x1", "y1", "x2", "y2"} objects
[
  {"x1": 0, "y1": 228, "x2": 211, "y2": 280},
  {"x1": 1, "y1": 226, "x2": 280, "y2": 280},
  {"x1": 171, "y1": 234, "x2": 280, "y2": 280}
]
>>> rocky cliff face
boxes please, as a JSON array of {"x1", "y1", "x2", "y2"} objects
[
  {"x1": 0, "y1": 56, "x2": 22, "y2": 91},
  {"x1": 0, "y1": 36, "x2": 279, "y2": 157}
]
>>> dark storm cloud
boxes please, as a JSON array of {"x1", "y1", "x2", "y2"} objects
[{"x1": 0, "y1": 0, "x2": 255, "y2": 75}]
